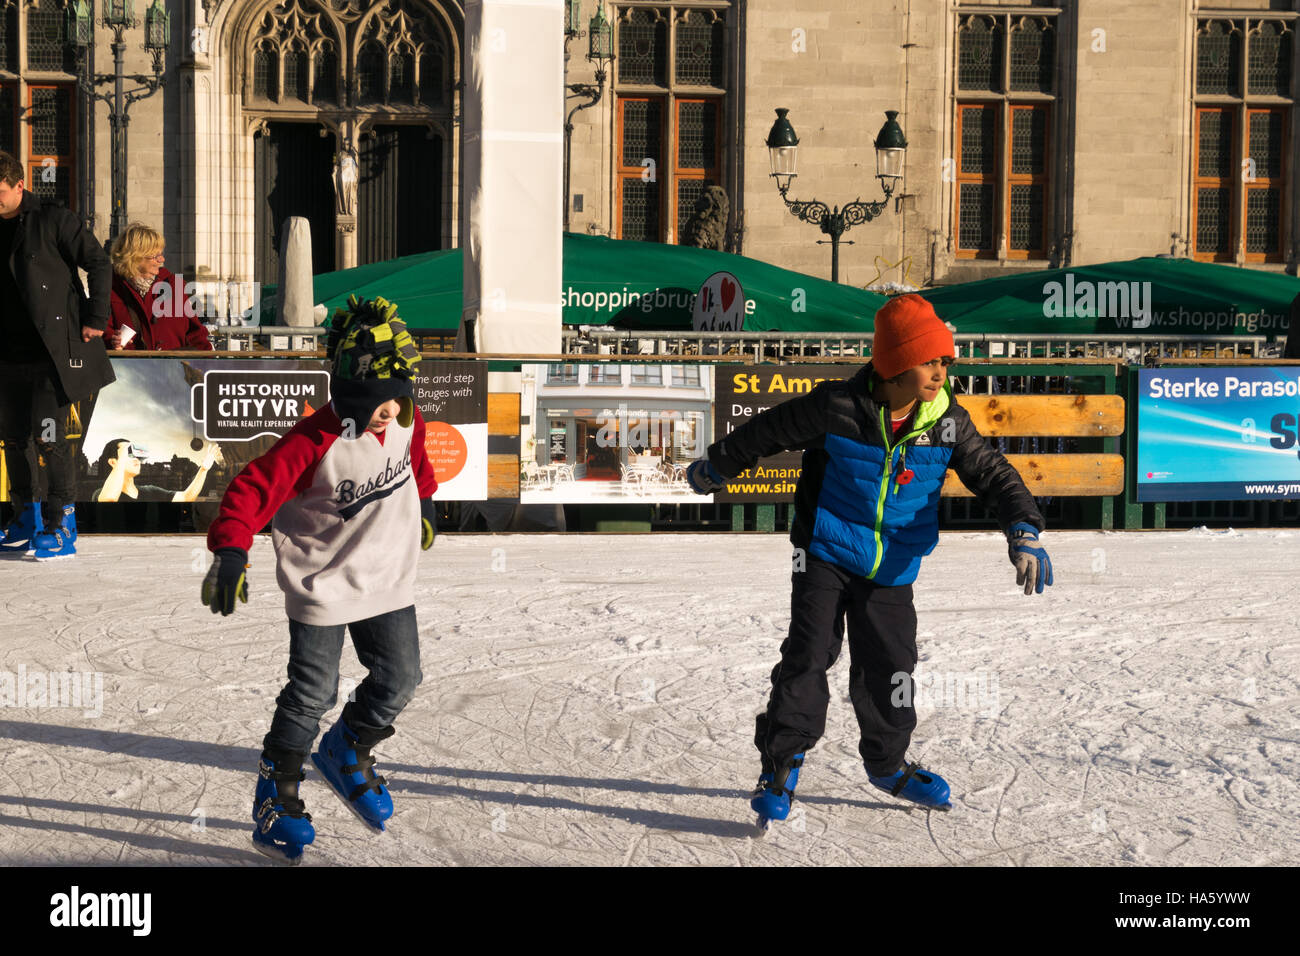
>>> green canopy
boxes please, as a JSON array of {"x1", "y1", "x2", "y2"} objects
[
  {"x1": 921, "y1": 257, "x2": 1300, "y2": 338},
  {"x1": 262, "y1": 233, "x2": 890, "y2": 333}
]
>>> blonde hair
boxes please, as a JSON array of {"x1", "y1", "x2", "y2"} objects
[{"x1": 110, "y1": 223, "x2": 164, "y2": 279}]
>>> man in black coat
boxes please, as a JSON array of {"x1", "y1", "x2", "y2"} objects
[{"x1": 0, "y1": 149, "x2": 114, "y2": 558}]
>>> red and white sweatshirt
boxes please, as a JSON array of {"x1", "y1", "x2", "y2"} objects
[{"x1": 207, "y1": 402, "x2": 438, "y2": 626}]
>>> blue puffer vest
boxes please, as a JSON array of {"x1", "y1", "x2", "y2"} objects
[{"x1": 808, "y1": 387, "x2": 954, "y2": 584}]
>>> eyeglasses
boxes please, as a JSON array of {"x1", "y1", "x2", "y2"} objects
[{"x1": 146, "y1": 252, "x2": 165, "y2": 262}]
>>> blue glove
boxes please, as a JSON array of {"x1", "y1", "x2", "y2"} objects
[
  {"x1": 686, "y1": 458, "x2": 726, "y2": 495},
  {"x1": 421, "y1": 498, "x2": 437, "y2": 550},
  {"x1": 1006, "y1": 522, "x2": 1052, "y2": 595}
]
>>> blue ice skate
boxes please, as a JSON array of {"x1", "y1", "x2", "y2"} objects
[
  {"x1": 29, "y1": 505, "x2": 77, "y2": 561},
  {"x1": 0, "y1": 502, "x2": 43, "y2": 554},
  {"x1": 869, "y1": 761, "x2": 952, "y2": 811},
  {"x1": 750, "y1": 754, "x2": 804, "y2": 833},
  {"x1": 252, "y1": 755, "x2": 315, "y2": 865},
  {"x1": 312, "y1": 719, "x2": 394, "y2": 832}
]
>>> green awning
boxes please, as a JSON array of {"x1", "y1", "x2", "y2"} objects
[
  {"x1": 921, "y1": 258, "x2": 1300, "y2": 337},
  {"x1": 262, "y1": 233, "x2": 891, "y2": 333}
]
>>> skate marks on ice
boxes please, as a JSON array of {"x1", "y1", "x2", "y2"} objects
[{"x1": 0, "y1": 532, "x2": 1298, "y2": 865}]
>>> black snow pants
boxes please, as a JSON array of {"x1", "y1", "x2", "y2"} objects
[{"x1": 755, "y1": 555, "x2": 919, "y2": 778}]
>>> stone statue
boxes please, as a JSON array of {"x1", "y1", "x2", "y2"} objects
[
  {"x1": 333, "y1": 146, "x2": 359, "y2": 217},
  {"x1": 682, "y1": 185, "x2": 729, "y2": 250}
]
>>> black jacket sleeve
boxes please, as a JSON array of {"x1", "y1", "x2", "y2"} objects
[
  {"x1": 947, "y1": 406, "x2": 1046, "y2": 533},
  {"x1": 55, "y1": 206, "x2": 112, "y2": 330},
  {"x1": 707, "y1": 383, "x2": 831, "y2": 478}
]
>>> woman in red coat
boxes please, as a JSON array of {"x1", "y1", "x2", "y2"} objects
[{"x1": 107, "y1": 223, "x2": 213, "y2": 351}]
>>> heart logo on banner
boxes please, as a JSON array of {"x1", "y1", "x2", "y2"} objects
[{"x1": 720, "y1": 277, "x2": 736, "y2": 312}]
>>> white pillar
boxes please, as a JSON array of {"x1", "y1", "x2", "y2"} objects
[{"x1": 459, "y1": 0, "x2": 564, "y2": 354}]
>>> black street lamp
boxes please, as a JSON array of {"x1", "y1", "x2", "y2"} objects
[
  {"x1": 69, "y1": 0, "x2": 170, "y2": 240},
  {"x1": 563, "y1": 2, "x2": 614, "y2": 232},
  {"x1": 766, "y1": 108, "x2": 908, "y2": 283}
]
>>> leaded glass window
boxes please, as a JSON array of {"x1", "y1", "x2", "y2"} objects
[
  {"x1": 1248, "y1": 111, "x2": 1284, "y2": 179},
  {"x1": 25, "y1": 0, "x2": 73, "y2": 74},
  {"x1": 1197, "y1": 21, "x2": 1241, "y2": 97},
  {"x1": 1011, "y1": 108, "x2": 1047, "y2": 175},
  {"x1": 1196, "y1": 187, "x2": 1232, "y2": 256},
  {"x1": 1008, "y1": 185, "x2": 1044, "y2": 253},
  {"x1": 0, "y1": 6, "x2": 17, "y2": 74},
  {"x1": 954, "y1": 9, "x2": 1059, "y2": 260},
  {"x1": 283, "y1": 47, "x2": 309, "y2": 104},
  {"x1": 615, "y1": 6, "x2": 730, "y2": 245},
  {"x1": 1248, "y1": 21, "x2": 1293, "y2": 98},
  {"x1": 959, "y1": 106, "x2": 995, "y2": 175},
  {"x1": 620, "y1": 178, "x2": 660, "y2": 242},
  {"x1": 675, "y1": 10, "x2": 723, "y2": 87},
  {"x1": 677, "y1": 100, "x2": 716, "y2": 169},
  {"x1": 1192, "y1": 18, "x2": 1294, "y2": 263},
  {"x1": 419, "y1": 52, "x2": 442, "y2": 105},
  {"x1": 958, "y1": 15, "x2": 1001, "y2": 92},
  {"x1": 1197, "y1": 109, "x2": 1233, "y2": 179},
  {"x1": 1245, "y1": 188, "x2": 1281, "y2": 256},
  {"x1": 247, "y1": 0, "x2": 449, "y2": 110},
  {"x1": 619, "y1": 8, "x2": 666, "y2": 86},
  {"x1": 391, "y1": 50, "x2": 414, "y2": 103},
  {"x1": 29, "y1": 86, "x2": 70, "y2": 156},
  {"x1": 254, "y1": 47, "x2": 278, "y2": 100},
  {"x1": 1009, "y1": 18, "x2": 1054, "y2": 94},
  {"x1": 0, "y1": 83, "x2": 13, "y2": 155},
  {"x1": 958, "y1": 184, "x2": 994, "y2": 252},
  {"x1": 357, "y1": 42, "x2": 383, "y2": 104},
  {"x1": 314, "y1": 47, "x2": 338, "y2": 103},
  {"x1": 621, "y1": 98, "x2": 662, "y2": 166}
]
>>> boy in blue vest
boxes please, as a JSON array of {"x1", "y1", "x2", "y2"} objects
[{"x1": 687, "y1": 294, "x2": 1052, "y2": 826}]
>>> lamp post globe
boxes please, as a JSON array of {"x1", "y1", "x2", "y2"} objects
[
  {"x1": 874, "y1": 110, "x2": 908, "y2": 187},
  {"x1": 765, "y1": 107, "x2": 799, "y2": 190}
]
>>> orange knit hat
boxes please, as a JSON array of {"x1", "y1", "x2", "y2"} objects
[{"x1": 870, "y1": 294, "x2": 955, "y2": 379}]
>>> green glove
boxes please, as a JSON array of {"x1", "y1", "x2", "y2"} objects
[
  {"x1": 421, "y1": 499, "x2": 437, "y2": 551},
  {"x1": 202, "y1": 547, "x2": 250, "y2": 615}
]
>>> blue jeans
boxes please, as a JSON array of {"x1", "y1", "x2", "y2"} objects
[{"x1": 263, "y1": 605, "x2": 423, "y2": 756}]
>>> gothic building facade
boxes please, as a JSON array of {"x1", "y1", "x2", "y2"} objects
[{"x1": 1, "y1": 0, "x2": 1296, "y2": 308}]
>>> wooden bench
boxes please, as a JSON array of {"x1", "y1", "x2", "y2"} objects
[{"x1": 942, "y1": 394, "x2": 1126, "y2": 497}]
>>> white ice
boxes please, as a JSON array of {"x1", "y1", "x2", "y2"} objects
[{"x1": 0, "y1": 530, "x2": 1296, "y2": 866}]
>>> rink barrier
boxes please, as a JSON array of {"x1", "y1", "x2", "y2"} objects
[{"x1": 64, "y1": 352, "x2": 1300, "y2": 531}]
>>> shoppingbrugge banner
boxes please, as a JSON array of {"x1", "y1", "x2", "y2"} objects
[{"x1": 1137, "y1": 367, "x2": 1300, "y2": 501}]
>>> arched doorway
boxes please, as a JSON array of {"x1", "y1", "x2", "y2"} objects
[{"x1": 237, "y1": 0, "x2": 458, "y2": 282}]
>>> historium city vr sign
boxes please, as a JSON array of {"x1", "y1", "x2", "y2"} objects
[{"x1": 191, "y1": 369, "x2": 331, "y2": 442}]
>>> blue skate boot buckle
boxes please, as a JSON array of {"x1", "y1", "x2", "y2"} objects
[{"x1": 869, "y1": 761, "x2": 952, "y2": 811}]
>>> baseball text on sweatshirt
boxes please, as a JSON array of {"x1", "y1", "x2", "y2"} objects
[{"x1": 207, "y1": 402, "x2": 438, "y2": 625}]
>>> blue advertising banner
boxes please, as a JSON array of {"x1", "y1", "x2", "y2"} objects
[{"x1": 1137, "y1": 367, "x2": 1300, "y2": 501}]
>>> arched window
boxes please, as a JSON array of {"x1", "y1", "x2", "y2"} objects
[{"x1": 245, "y1": 0, "x2": 450, "y2": 111}]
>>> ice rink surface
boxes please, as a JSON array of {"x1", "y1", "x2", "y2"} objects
[{"x1": 0, "y1": 529, "x2": 1296, "y2": 867}]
